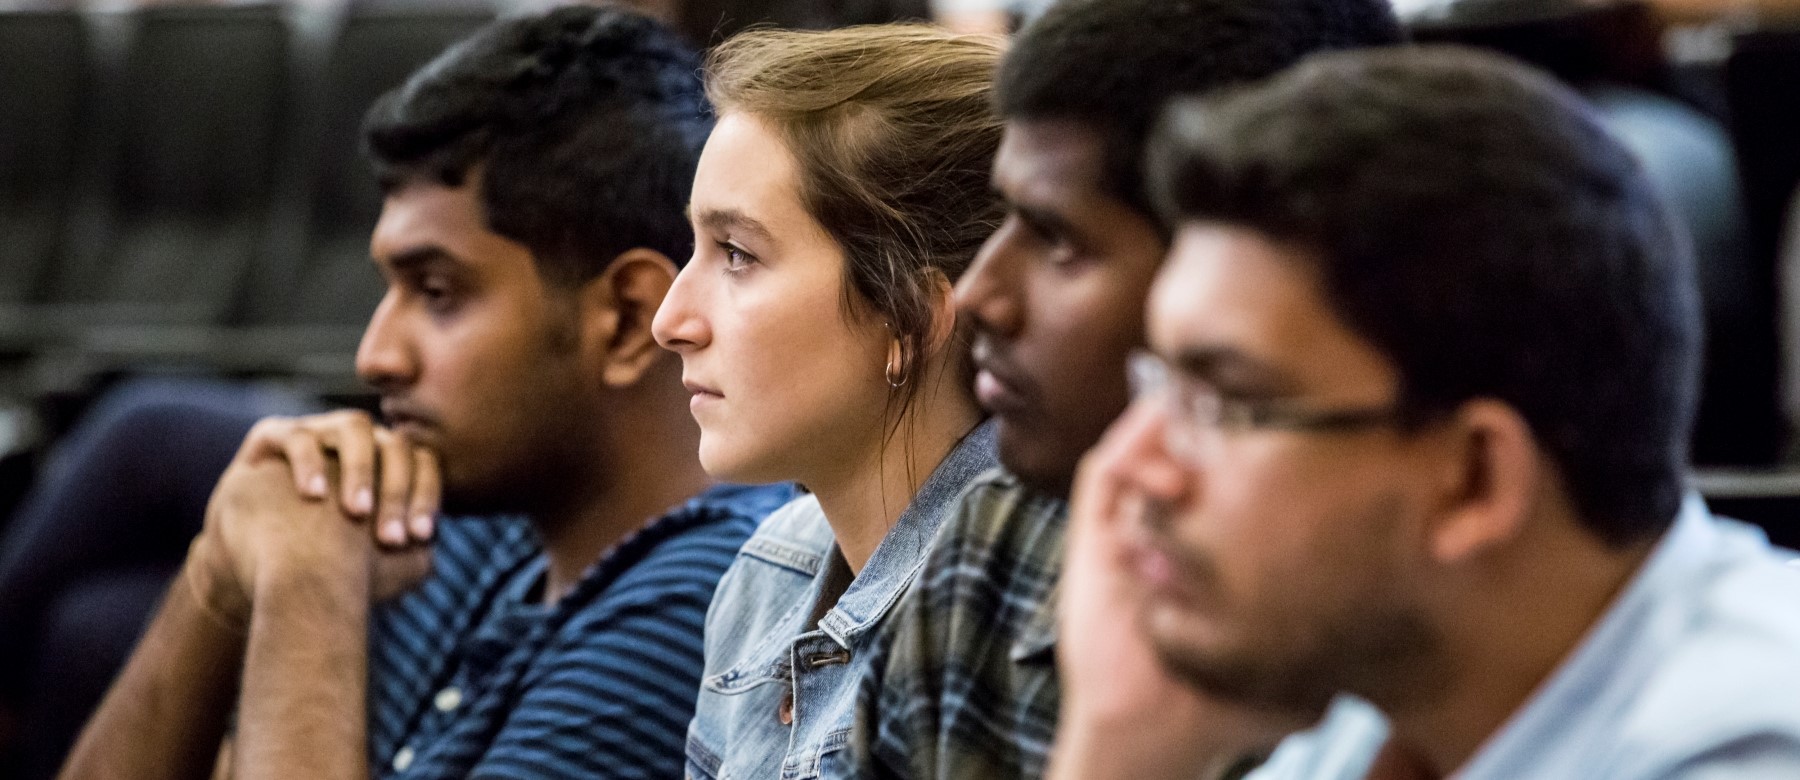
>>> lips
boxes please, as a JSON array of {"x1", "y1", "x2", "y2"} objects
[
  {"x1": 1123, "y1": 506, "x2": 1213, "y2": 609},
  {"x1": 380, "y1": 399, "x2": 440, "y2": 442},
  {"x1": 683, "y1": 378, "x2": 724, "y2": 414},
  {"x1": 682, "y1": 378, "x2": 723, "y2": 398},
  {"x1": 970, "y1": 338, "x2": 1033, "y2": 416}
]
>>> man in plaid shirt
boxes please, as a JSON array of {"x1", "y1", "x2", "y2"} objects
[{"x1": 851, "y1": 0, "x2": 1403, "y2": 777}]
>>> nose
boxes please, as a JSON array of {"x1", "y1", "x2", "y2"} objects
[
  {"x1": 1108, "y1": 397, "x2": 1197, "y2": 508},
  {"x1": 954, "y1": 223, "x2": 1024, "y2": 338},
  {"x1": 652, "y1": 262, "x2": 711, "y2": 353},
  {"x1": 355, "y1": 290, "x2": 418, "y2": 392}
]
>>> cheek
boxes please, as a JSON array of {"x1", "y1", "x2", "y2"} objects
[
  {"x1": 1176, "y1": 448, "x2": 1404, "y2": 605},
  {"x1": 1027, "y1": 268, "x2": 1147, "y2": 355},
  {"x1": 699, "y1": 275, "x2": 888, "y2": 475},
  {"x1": 721, "y1": 277, "x2": 871, "y2": 392},
  {"x1": 428, "y1": 311, "x2": 566, "y2": 436},
  {"x1": 1005, "y1": 272, "x2": 1148, "y2": 436},
  {"x1": 1028, "y1": 275, "x2": 1149, "y2": 411}
]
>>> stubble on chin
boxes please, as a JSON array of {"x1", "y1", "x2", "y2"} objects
[
  {"x1": 1149, "y1": 596, "x2": 1440, "y2": 723},
  {"x1": 1145, "y1": 495, "x2": 1445, "y2": 720}
]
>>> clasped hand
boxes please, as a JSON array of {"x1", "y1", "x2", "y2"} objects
[{"x1": 189, "y1": 409, "x2": 443, "y2": 625}]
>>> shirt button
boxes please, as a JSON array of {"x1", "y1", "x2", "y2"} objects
[
  {"x1": 778, "y1": 691, "x2": 794, "y2": 725},
  {"x1": 392, "y1": 746, "x2": 415, "y2": 772},
  {"x1": 434, "y1": 687, "x2": 463, "y2": 712}
]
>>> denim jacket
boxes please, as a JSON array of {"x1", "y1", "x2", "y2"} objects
[{"x1": 686, "y1": 420, "x2": 998, "y2": 780}]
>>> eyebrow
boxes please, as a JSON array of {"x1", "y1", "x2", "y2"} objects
[
  {"x1": 1169, "y1": 345, "x2": 1292, "y2": 393},
  {"x1": 380, "y1": 245, "x2": 460, "y2": 274},
  {"x1": 691, "y1": 206, "x2": 778, "y2": 248},
  {"x1": 1005, "y1": 192, "x2": 1088, "y2": 247}
]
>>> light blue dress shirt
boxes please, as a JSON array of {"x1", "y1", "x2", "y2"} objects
[{"x1": 1251, "y1": 496, "x2": 1800, "y2": 779}]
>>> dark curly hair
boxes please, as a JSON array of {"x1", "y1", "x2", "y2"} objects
[{"x1": 363, "y1": 5, "x2": 711, "y2": 286}]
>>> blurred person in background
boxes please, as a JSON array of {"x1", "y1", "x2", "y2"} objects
[
  {"x1": 0, "y1": 380, "x2": 318, "y2": 780},
  {"x1": 927, "y1": 0, "x2": 1049, "y2": 35},
  {"x1": 57, "y1": 6, "x2": 793, "y2": 778},
  {"x1": 1053, "y1": 45, "x2": 1800, "y2": 779}
]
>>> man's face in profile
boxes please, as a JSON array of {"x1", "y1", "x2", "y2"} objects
[
  {"x1": 357, "y1": 178, "x2": 597, "y2": 515},
  {"x1": 1118, "y1": 223, "x2": 1446, "y2": 715},
  {"x1": 955, "y1": 119, "x2": 1167, "y2": 495}
]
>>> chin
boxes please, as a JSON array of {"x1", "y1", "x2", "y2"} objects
[
  {"x1": 696, "y1": 436, "x2": 764, "y2": 484},
  {"x1": 1145, "y1": 604, "x2": 1358, "y2": 719},
  {"x1": 996, "y1": 427, "x2": 1076, "y2": 495}
]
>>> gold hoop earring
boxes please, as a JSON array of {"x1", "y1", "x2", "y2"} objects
[{"x1": 885, "y1": 337, "x2": 908, "y2": 389}]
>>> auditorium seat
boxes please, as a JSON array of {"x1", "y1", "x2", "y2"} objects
[
  {"x1": 0, "y1": 5, "x2": 293, "y2": 360},
  {"x1": 88, "y1": 5, "x2": 502, "y2": 392},
  {"x1": 0, "y1": 11, "x2": 88, "y2": 308}
]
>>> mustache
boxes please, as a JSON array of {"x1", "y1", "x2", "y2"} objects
[{"x1": 1135, "y1": 494, "x2": 1223, "y2": 589}]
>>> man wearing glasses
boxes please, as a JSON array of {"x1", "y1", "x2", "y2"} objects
[{"x1": 1052, "y1": 46, "x2": 1800, "y2": 779}]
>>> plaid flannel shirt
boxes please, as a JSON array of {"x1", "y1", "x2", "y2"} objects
[{"x1": 853, "y1": 468, "x2": 1066, "y2": 780}]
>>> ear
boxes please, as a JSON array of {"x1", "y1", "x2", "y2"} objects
[
  {"x1": 575, "y1": 247, "x2": 680, "y2": 388},
  {"x1": 1425, "y1": 399, "x2": 1541, "y2": 564},
  {"x1": 921, "y1": 269, "x2": 959, "y2": 353}
]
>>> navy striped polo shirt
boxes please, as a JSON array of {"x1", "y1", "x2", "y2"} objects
[{"x1": 367, "y1": 483, "x2": 793, "y2": 779}]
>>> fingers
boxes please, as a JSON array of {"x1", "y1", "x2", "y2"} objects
[
  {"x1": 279, "y1": 430, "x2": 333, "y2": 501},
  {"x1": 320, "y1": 411, "x2": 377, "y2": 518},
  {"x1": 233, "y1": 410, "x2": 442, "y2": 534},
  {"x1": 373, "y1": 427, "x2": 414, "y2": 546},
  {"x1": 368, "y1": 430, "x2": 440, "y2": 548},
  {"x1": 406, "y1": 448, "x2": 441, "y2": 545},
  {"x1": 1070, "y1": 401, "x2": 1166, "y2": 540},
  {"x1": 242, "y1": 418, "x2": 328, "y2": 500}
]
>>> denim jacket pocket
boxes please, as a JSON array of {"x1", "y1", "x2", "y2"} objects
[
  {"x1": 773, "y1": 726, "x2": 854, "y2": 780},
  {"x1": 702, "y1": 653, "x2": 789, "y2": 696},
  {"x1": 808, "y1": 727, "x2": 855, "y2": 780}
]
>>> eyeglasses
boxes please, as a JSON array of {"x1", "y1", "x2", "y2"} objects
[{"x1": 1127, "y1": 350, "x2": 1404, "y2": 462}]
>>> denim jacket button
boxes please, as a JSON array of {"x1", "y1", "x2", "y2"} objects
[{"x1": 778, "y1": 691, "x2": 795, "y2": 725}]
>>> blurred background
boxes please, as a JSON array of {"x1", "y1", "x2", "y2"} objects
[{"x1": 1, "y1": 0, "x2": 1799, "y2": 775}]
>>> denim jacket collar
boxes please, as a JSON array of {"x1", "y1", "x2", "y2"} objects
[{"x1": 816, "y1": 418, "x2": 999, "y2": 648}]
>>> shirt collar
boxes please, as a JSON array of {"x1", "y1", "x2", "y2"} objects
[
  {"x1": 1453, "y1": 493, "x2": 1721, "y2": 777},
  {"x1": 818, "y1": 419, "x2": 999, "y2": 647}
]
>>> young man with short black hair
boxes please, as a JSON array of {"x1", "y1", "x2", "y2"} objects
[
  {"x1": 852, "y1": 1, "x2": 1403, "y2": 777},
  {"x1": 60, "y1": 8, "x2": 787, "y2": 779}
]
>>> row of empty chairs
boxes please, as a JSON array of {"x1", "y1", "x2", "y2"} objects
[{"x1": 0, "y1": 3, "x2": 499, "y2": 397}]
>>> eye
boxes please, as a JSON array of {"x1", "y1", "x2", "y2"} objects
[
  {"x1": 1212, "y1": 395, "x2": 1265, "y2": 430},
  {"x1": 1012, "y1": 212, "x2": 1056, "y2": 246},
  {"x1": 1177, "y1": 376, "x2": 1272, "y2": 430},
  {"x1": 719, "y1": 241, "x2": 759, "y2": 273},
  {"x1": 1010, "y1": 213, "x2": 1084, "y2": 268},
  {"x1": 412, "y1": 272, "x2": 462, "y2": 315}
]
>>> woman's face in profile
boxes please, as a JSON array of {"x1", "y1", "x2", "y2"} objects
[{"x1": 653, "y1": 111, "x2": 893, "y2": 485}]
